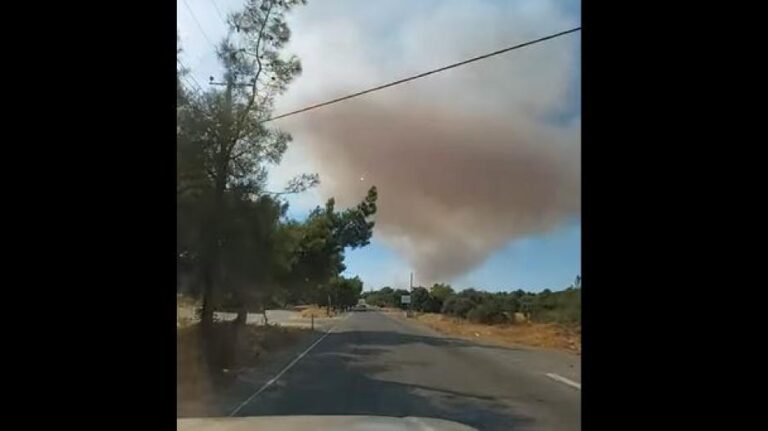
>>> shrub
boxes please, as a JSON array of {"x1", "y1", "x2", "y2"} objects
[
  {"x1": 466, "y1": 302, "x2": 508, "y2": 324},
  {"x1": 442, "y1": 296, "x2": 476, "y2": 318}
]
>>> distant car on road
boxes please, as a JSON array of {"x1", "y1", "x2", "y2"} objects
[{"x1": 351, "y1": 304, "x2": 368, "y2": 312}]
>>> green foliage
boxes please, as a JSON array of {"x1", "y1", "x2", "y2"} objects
[
  {"x1": 282, "y1": 187, "x2": 378, "y2": 305},
  {"x1": 467, "y1": 302, "x2": 508, "y2": 324},
  {"x1": 218, "y1": 193, "x2": 289, "y2": 309},
  {"x1": 390, "y1": 289, "x2": 408, "y2": 310},
  {"x1": 331, "y1": 276, "x2": 364, "y2": 309},
  {"x1": 441, "y1": 296, "x2": 476, "y2": 318},
  {"x1": 359, "y1": 275, "x2": 582, "y2": 327},
  {"x1": 363, "y1": 288, "x2": 397, "y2": 308},
  {"x1": 333, "y1": 187, "x2": 378, "y2": 249},
  {"x1": 429, "y1": 283, "x2": 454, "y2": 302},
  {"x1": 493, "y1": 292, "x2": 520, "y2": 314},
  {"x1": 362, "y1": 285, "x2": 433, "y2": 311},
  {"x1": 407, "y1": 286, "x2": 440, "y2": 312},
  {"x1": 177, "y1": 1, "x2": 382, "y2": 324},
  {"x1": 529, "y1": 285, "x2": 581, "y2": 324},
  {"x1": 410, "y1": 287, "x2": 429, "y2": 311},
  {"x1": 363, "y1": 275, "x2": 581, "y2": 326},
  {"x1": 177, "y1": 1, "x2": 316, "y2": 328},
  {"x1": 458, "y1": 288, "x2": 486, "y2": 304},
  {"x1": 426, "y1": 283, "x2": 453, "y2": 311}
]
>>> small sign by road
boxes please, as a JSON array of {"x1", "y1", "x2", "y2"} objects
[{"x1": 401, "y1": 295, "x2": 411, "y2": 304}]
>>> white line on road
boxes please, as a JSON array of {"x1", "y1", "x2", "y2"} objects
[
  {"x1": 228, "y1": 325, "x2": 339, "y2": 416},
  {"x1": 545, "y1": 373, "x2": 581, "y2": 390}
]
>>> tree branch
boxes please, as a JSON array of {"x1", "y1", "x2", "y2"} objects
[
  {"x1": 261, "y1": 190, "x2": 298, "y2": 196},
  {"x1": 235, "y1": 0, "x2": 275, "y2": 135},
  {"x1": 206, "y1": 167, "x2": 217, "y2": 182},
  {"x1": 231, "y1": 158, "x2": 255, "y2": 189},
  {"x1": 231, "y1": 144, "x2": 256, "y2": 161}
]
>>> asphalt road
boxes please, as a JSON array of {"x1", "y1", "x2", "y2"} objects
[{"x1": 230, "y1": 311, "x2": 580, "y2": 431}]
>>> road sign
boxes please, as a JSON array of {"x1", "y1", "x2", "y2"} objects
[{"x1": 401, "y1": 295, "x2": 411, "y2": 304}]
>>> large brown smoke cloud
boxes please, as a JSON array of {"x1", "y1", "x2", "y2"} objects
[{"x1": 271, "y1": 0, "x2": 580, "y2": 283}]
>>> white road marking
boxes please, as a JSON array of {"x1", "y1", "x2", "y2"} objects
[
  {"x1": 546, "y1": 373, "x2": 581, "y2": 390},
  {"x1": 228, "y1": 325, "x2": 340, "y2": 416}
]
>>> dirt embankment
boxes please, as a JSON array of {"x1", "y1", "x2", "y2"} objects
[
  {"x1": 295, "y1": 304, "x2": 338, "y2": 318},
  {"x1": 404, "y1": 312, "x2": 581, "y2": 354}
]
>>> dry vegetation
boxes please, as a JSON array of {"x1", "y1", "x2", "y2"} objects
[
  {"x1": 177, "y1": 322, "x2": 310, "y2": 410},
  {"x1": 297, "y1": 304, "x2": 338, "y2": 318},
  {"x1": 177, "y1": 295, "x2": 199, "y2": 328},
  {"x1": 407, "y1": 312, "x2": 581, "y2": 354}
]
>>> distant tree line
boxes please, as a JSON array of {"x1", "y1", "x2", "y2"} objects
[{"x1": 362, "y1": 276, "x2": 581, "y2": 325}]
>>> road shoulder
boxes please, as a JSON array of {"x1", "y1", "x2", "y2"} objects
[
  {"x1": 382, "y1": 311, "x2": 581, "y2": 383},
  {"x1": 177, "y1": 313, "x2": 349, "y2": 417}
]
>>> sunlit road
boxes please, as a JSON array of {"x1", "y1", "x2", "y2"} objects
[{"x1": 229, "y1": 311, "x2": 580, "y2": 430}]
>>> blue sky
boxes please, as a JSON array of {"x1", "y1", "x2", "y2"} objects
[
  {"x1": 178, "y1": 0, "x2": 581, "y2": 294},
  {"x1": 342, "y1": 218, "x2": 580, "y2": 293}
]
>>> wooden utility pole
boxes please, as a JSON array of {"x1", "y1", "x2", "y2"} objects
[{"x1": 408, "y1": 272, "x2": 414, "y2": 317}]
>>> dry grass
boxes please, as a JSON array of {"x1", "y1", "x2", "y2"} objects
[
  {"x1": 177, "y1": 322, "x2": 311, "y2": 409},
  {"x1": 177, "y1": 296, "x2": 199, "y2": 328},
  {"x1": 409, "y1": 313, "x2": 581, "y2": 354},
  {"x1": 177, "y1": 294, "x2": 199, "y2": 307},
  {"x1": 299, "y1": 304, "x2": 337, "y2": 318}
]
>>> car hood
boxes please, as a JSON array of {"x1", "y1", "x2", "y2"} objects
[{"x1": 177, "y1": 416, "x2": 477, "y2": 431}]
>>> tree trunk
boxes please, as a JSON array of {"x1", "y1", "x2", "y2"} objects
[
  {"x1": 201, "y1": 170, "x2": 226, "y2": 332},
  {"x1": 200, "y1": 264, "x2": 215, "y2": 331},
  {"x1": 199, "y1": 231, "x2": 219, "y2": 332},
  {"x1": 229, "y1": 313, "x2": 243, "y2": 370},
  {"x1": 234, "y1": 306, "x2": 248, "y2": 326}
]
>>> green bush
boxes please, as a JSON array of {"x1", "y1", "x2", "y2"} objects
[
  {"x1": 411, "y1": 287, "x2": 431, "y2": 311},
  {"x1": 364, "y1": 293, "x2": 393, "y2": 308},
  {"x1": 441, "y1": 296, "x2": 476, "y2": 318},
  {"x1": 363, "y1": 280, "x2": 581, "y2": 327},
  {"x1": 466, "y1": 302, "x2": 508, "y2": 324},
  {"x1": 529, "y1": 287, "x2": 580, "y2": 324}
]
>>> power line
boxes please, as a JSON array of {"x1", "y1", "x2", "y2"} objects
[
  {"x1": 208, "y1": 0, "x2": 226, "y2": 25},
  {"x1": 181, "y1": 0, "x2": 216, "y2": 49},
  {"x1": 177, "y1": 58, "x2": 203, "y2": 89},
  {"x1": 263, "y1": 26, "x2": 580, "y2": 124},
  {"x1": 180, "y1": 73, "x2": 203, "y2": 95},
  {"x1": 183, "y1": 76, "x2": 203, "y2": 96},
  {"x1": 177, "y1": 58, "x2": 204, "y2": 94}
]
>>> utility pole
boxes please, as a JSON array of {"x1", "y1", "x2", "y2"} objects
[{"x1": 408, "y1": 272, "x2": 414, "y2": 317}]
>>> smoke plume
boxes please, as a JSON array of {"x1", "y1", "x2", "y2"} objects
[{"x1": 271, "y1": 0, "x2": 581, "y2": 283}]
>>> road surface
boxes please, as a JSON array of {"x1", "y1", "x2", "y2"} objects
[{"x1": 225, "y1": 311, "x2": 580, "y2": 431}]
